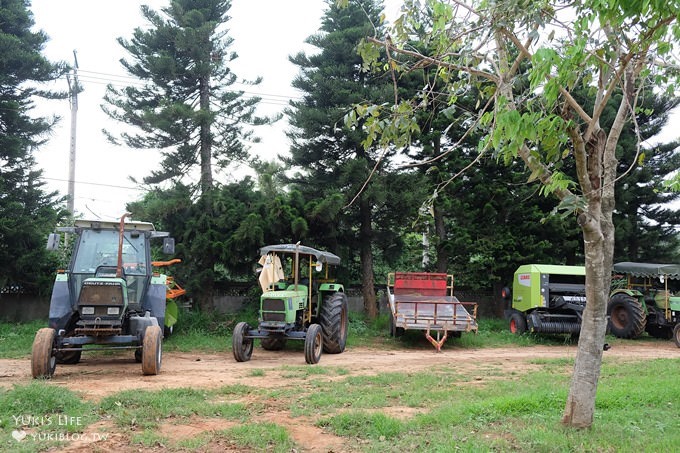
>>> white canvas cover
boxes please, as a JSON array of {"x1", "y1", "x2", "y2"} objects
[{"x1": 258, "y1": 253, "x2": 285, "y2": 292}]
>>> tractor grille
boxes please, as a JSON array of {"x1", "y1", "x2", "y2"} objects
[
  {"x1": 262, "y1": 298, "x2": 286, "y2": 322},
  {"x1": 77, "y1": 281, "x2": 125, "y2": 327}
]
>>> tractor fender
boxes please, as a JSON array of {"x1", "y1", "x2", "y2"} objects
[
  {"x1": 48, "y1": 274, "x2": 76, "y2": 331},
  {"x1": 610, "y1": 288, "x2": 644, "y2": 299},
  {"x1": 142, "y1": 273, "x2": 168, "y2": 331},
  {"x1": 318, "y1": 283, "x2": 344, "y2": 294}
]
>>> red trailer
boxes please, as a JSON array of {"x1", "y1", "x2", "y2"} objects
[{"x1": 386, "y1": 272, "x2": 478, "y2": 351}]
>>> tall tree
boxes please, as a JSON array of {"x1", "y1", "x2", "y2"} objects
[
  {"x1": 346, "y1": 0, "x2": 680, "y2": 427},
  {"x1": 286, "y1": 0, "x2": 397, "y2": 318},
  {"x1": 102, "y1": 0, "x2": 267, "y2": 194},
  {"x1": 0, "y1": 0, "x2": 68, "y2": 292}
]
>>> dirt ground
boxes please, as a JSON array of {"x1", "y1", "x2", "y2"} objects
[{"x1": 1, "y1": 341, "x2": 678, "y2": 452}]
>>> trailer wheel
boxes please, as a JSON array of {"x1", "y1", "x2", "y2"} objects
[
  {"x1": 141, "y1": 325, "x2": 162, "y2": 375},
  {"x1": 305, "y1": 324, "x2": 323, "y2": 364},
  {"x1": 32, "y1": 328, "x2": 57, "y2": 379},
  {"x1": 509, "y1": 312, "x2": 527, "y2": 335},
  {"x1": 261, "y1": 337, "x2": 287, "y2": 351},
  {"x1": 320, "y1": 292, "x2": 348, "y2": 353},
  {"x1": 607, "y1": 294, "x2": 646, "y2": 339},
  {"x1": 232, "y1": 322, "x2": 253, "y2": 362}
]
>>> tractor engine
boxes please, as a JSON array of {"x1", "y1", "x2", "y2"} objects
[{"x1": 75, "y1": 278, "x2": 128, "y2": 336}]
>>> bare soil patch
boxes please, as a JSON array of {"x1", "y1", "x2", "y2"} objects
[{"x1": 1, "y1": 341, "x2": 677, "y2": 452}]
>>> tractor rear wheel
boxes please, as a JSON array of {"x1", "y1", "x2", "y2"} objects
[
  {"x1": 304, "y1": 324, "x2": 323, "y2": 364},
  {"x1": 509, "y1": 312, "x2": 527, "y2": 335},
  {"x1": 32, "y1": 328, "x2": 57, "y2": 379},
  {"x1": 55, "y1": 330, "x2": 81, "y2": 365},
  {"x1": 673, "y1": 324, "x2": 680, "y2": 348},
  {"x1": 320, "y1": 292, "x2": 348, "y2": 353},
  {"x1": 607, "y1": 294, "x2": 646, "y2": 339},
  {"x1": 141, "y1": 325, "x2": 162, "y2": 375},
  {"x1": 261, "y1": 337, "x2": 287, "y2": 351},
  {"x1": 232, "y1": 322, "x2": 253, "y2": 362}
]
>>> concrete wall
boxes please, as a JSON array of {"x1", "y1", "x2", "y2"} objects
[{"x1": 0, "y1": 294, "x2": 50, "y2": 322}]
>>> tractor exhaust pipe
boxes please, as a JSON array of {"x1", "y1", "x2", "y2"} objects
[{"x1": 116, "y1": 213, "x2": 132, "y2": 278}]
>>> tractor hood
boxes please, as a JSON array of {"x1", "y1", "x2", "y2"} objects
[{"x1": 613, "y1": 262, "x2": 680, "y2": 280}]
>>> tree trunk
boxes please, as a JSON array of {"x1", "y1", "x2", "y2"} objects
[
  {"x1": 433, "y1": 202, "x2": 448, "y2": 273},
  {"x1": 359, "y1": 196, "x2": 377, "y2": 318},
  {"x1": 199, "y1": 75, "x2": 213, "y2": 193},
  {"x1": 562, "y1": 128, "x2": 615, "y2": 427}
]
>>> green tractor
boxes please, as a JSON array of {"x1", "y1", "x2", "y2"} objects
[
  {"x1": 608, "y1": 262, "x2": 680, "y2": 345},
  {"x1": 32, "y1": 214, "x2": 181, "y2": 378},
  {"x1": 503, "y1": 264, "x2": 587, "y2": 335},
  {"x1": 232, "y1": 244, "x2": 349, "y2": 364}
]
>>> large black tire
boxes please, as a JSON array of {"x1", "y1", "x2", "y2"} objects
[
  {"x1": 261, "y1": 337, "x2": 287, "y2": 351},
  {"x1": 607, "y1": 293, "x2": 646, "y2": 339},
  {"x1": 509, "y1": 312, "x2": 527, "y2": 335},
  {"x1": 304, "y1": 324, "x2": 323, "y2": 364},
  {"x1": 673, "y1": 324, "x2": 680, "y2": 348},
  {"x1": 141, "y1": 325, "x2": 162, "y2": 375},
  {"x1": 56, "y1": 346, "x2": 82, "y2": 365},
  {"x1": 32, "y1": 328, "x2": 57, "y2": 379},
  {"x1": 319, "y1": 292, "x2": 348, "y2": 353},
  {"x1": 232, "y1": 322, "x2": 253, "y2": 362}
]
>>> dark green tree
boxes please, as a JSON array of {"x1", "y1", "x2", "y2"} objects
[
  {"x1": 612, "y1": 91, "x2": 680, "y2": 261},
  {"x1": 286, "y1": 0, "x2": 400, "y2": 318},
  {"x1": 102, "y1": 0, "x2": 268, "y2": 194},
  {"x1": 0, "y1": 0, "x2": 68, "y2": 293}
]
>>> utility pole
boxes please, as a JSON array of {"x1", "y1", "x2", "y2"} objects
[{"x1": 66, "y1": 50, "x2": 80, "y2": 214}]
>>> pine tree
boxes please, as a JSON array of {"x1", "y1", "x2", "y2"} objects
[
  {"x1": 286, "y1": 0, "x2": 395, "y2": 318},
  {"x1": 0, "y1": 0, "x2": 68, "y2": 292},
  {"x1": 102, "y1": 0, "x2": 268, "y2": 194}
]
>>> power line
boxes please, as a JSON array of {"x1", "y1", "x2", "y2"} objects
[{"x1": 43, "y1": 176, "x2": 143, "y2": 191}]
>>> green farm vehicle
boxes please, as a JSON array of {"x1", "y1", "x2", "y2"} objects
[
  {"x1": 32, "y1": 214, "x2": 181, "y2": 378},
  {"x1": 232, "y1": 244, "x2": 349, "y2": 364},
  {"x1": 608, "y1": 262, "x2": 680, "y2": 346},
  {"x1": 503, "y1": 264, "x2": 587, "y2": 335}
]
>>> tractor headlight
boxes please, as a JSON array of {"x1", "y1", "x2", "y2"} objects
[
  {"x1": 107, "y1": 307, "x2": 120, "y2": 315},
  {"x1": 81, "y1": 306, "x2": 95, "y2": 315}
]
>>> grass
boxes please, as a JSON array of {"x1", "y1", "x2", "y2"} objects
[{"x1": 2, "y1": 315, "x2": 679, "y2": 451}]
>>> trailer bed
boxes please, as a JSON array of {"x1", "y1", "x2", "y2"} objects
[{"x1": 387, "y1": 272, "x2": 478, "y2": 351}]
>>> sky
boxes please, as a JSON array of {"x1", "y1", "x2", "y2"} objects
[{"x1": 29, "y1": 0, "x2": 332, "y2": 221}]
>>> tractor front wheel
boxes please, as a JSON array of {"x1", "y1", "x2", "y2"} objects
[
  {"x1": 305, "y1": 324, "x2": 323, "y2": 364},
  {"x1": 320, "y1": 292, "x2": 348, "y2": 353},
  {"x1": 673, "y1": 324, "x2": 680, "y2": 348},
  {"x1": 32, "y1": 328, "x2": 57, "y2": 379},
  {"x1": 141, "y1": 325, "x2": 162, "y2": 375},
  {"x1": 232, "y1": 322, "x2": 253, "y2": 362},
  {"x1": 607, "y1": 294, "x2": 646, "y2": 339},
  {"x1": 509, "y1": 312, "x2": 527, "y2": 335}
]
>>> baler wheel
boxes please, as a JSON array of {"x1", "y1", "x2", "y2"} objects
[
  {"x1": 141, "y1": 325, "x2": 162, "y2": 375},
  {"x1": 509, "y1": 312, "x2": 527, "y2": 335},
  {"x1": 232, "y1": 322, "x2": 253, "y2": 362},
  {"x1": 304, "y1": 324, "x2": 323, "y2": 364},
  {"x1": 32, "y1": 328, "x2": 57, "y2": 379}
]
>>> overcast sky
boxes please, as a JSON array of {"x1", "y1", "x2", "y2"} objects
[{"x1": 30, "y1": 0, "x2": 331, "y2": 221}]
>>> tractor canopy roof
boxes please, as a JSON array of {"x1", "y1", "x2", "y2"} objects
[
  {"x1": 613, "y1": 262, "x2": 680, "y2": 280},
  {"x1": 260, "y1": 244, "x2": 341, "y2": 265}
]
